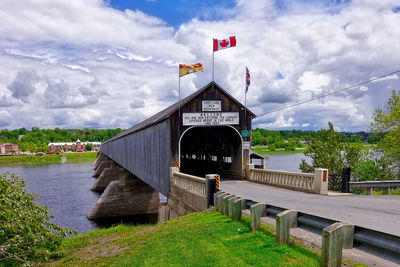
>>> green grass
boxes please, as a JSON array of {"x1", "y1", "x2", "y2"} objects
[
  {"x1": 0, "y1": 152, "x2": 97, "y2": 166},
  {"x1": 252, "y1": 146, "x2": 306, "y2": 155},
  {"x1": 45, "y1": 211, "x2": 322, "y2": 267}
]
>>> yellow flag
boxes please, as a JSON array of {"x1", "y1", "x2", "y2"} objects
[{"x1": 179, "y1": 63, "x2": 204, "y2": 77}]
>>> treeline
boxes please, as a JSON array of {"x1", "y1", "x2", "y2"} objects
[
  {"x1": 0, "y1": 127, "x2": 123, "y2": 152},
  {"x1": 251, "y1": 128, "x2": 384, "y2": 147}
]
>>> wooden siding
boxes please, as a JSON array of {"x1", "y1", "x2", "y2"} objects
[
  {"x1": 101, "y1": 119, "x2": 171, "y2": 195},
  {"x1": 170, "y1": 83, "x2": 252, "y2": 164}
]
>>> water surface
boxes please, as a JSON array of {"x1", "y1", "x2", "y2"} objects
[{"x1": 1, "y1": 163, "x2": 100, "y2": 233}]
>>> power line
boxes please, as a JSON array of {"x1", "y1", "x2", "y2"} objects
[{"x1": 254, "y1": 69, "x2": 400, "y2": 119}]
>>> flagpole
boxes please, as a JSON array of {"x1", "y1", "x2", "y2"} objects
[
  {"x1": 212, "y1": 51, "x2": 215, "y2": 81},
  {"x1": 245, "y1": 67, "x2": 247, "y2": 130},
  {"x1": 178, "y1": 74, "x2": 181, "y2": 118}
]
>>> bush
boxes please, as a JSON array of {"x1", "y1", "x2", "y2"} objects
[{"x1": 0, "y1": 173, "x2": 76, "y2": 265}]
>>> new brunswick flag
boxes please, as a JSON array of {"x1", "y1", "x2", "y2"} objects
[{"x1": 179, "y1": 63, "x2": 204, "y2": 77}]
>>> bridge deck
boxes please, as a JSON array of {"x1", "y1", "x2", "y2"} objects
[{"x1": 221, "y1": 180, "x2": 400, "y2": 236}]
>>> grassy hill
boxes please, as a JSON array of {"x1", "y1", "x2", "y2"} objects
[{"x1": 45, "y1": 211, "x2": 327, "y2": 267}]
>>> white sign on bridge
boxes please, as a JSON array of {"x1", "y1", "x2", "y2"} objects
[
  {"x1": 182, "y1": 112, "x2": 239, "y2": 126},
  {"x1": 202, "y1": 100, "x2": 221, "y2": 111}
]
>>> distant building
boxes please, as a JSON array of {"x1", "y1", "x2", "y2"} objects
[
  {"x1": 0, "y1": 143, "x2": 19, "y2": 155},
  {"x1": 48, "y1": 139, "x2": 101, "y2": 153}
]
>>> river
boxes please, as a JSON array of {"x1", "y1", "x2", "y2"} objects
[{"x1": 0, "y1": 153, "x2": 309, "y2": 233}]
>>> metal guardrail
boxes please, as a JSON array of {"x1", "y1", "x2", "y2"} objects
[
  {"x1": 349, "y1": 180, "x2": 400, "y2": 188},
  {"x1": 243, "y1": 198, "x2": 400, "y2": 258}
]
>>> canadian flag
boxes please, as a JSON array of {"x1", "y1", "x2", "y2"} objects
[{"x1": 213, "y1": 36, "x2": 236, "y2": 52}]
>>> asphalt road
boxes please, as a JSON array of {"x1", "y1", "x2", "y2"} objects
[{"x1": 221, "y1": 180, "x2": 400, "y2": 236}]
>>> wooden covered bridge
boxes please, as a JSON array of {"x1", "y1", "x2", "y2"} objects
[{"x1": 88, "y1": 81, "x2": 266, "y2": 220}]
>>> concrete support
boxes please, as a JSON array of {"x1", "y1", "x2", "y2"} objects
[
  {"x1": 158, "y1": 203, "x2": 170, "y2": 224},
  {"x1": 223, "y1": 195, "x2": 233, "y2": 216},
  {"x1": 213, "y1": 191, "x2": 223, "y2": 208},
  {"x1": 91, "y1": 165, "x2": 123, "y2": 191},
  {"x1": 314, "y1": 168, "x2": 329, "y2": 195},
  {"x1": 276, "y1": 210, "x2": 298, "y2": 245},
  {"x1": 228, "y1": 196, "x2": 239, "y2": 218},
  {"x1": 250, "y1": 203, "x2": 266, "y2": 231},
  {"x1": 93, "y1": 153, "x2": 106, "y2": 169},
  {"x1": 366, "y1": 188, "x2": 373, "y2": 195},
  {"x1": 217, "y1": 192, "x2": 229, "y2": 212},
  {"x1": 321, "y1": 222, "x2": 355, "y2": 267},
  {"x1": 245, "y1": 164, "x2": 255, "y2": 180},
  {"x1": 383, "y1": 187, "x2": 390, "y2": 195},
  {"x1": 233, "y1": 198, "x2": 245, "y2": 221},
  {"x1": 88, "y1": 170, "x2": 160, "y2": 220},
  {"x1": 92, "y1": 159, "x2": 114, "y2": 178}
]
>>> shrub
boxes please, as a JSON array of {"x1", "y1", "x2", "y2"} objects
[{"x1": 0, "y1": 173, "x2": 76, "y2": 265}]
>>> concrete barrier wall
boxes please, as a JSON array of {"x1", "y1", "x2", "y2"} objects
[
  {"x1": 161, "y1": 168, "x2": 209, "y2": 222},
  {"x1": 247, "y1": 165, "x2": 328, "y2": 194}
]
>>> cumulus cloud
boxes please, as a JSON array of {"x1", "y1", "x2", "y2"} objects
[
  {"x1": 0, "y1": 110, "x2": 11, "y2": 127},
  {"x1": 0, "y1": 0, "x2": 399, "y2": 131},
  {"x1": 0, "y1": 96, "x2": 13, "y2": 107},
  {"x1": 7, "y1": 70, "x2": 39, "y2": 103}
]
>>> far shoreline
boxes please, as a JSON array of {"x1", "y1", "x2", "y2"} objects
[{"x1": 0, "y1": 152, "x2": 97, "y2": 167}]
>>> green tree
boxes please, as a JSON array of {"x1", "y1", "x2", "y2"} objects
[
  {"x1": 370, "y1": 90, "x2": 400, "y2": 178},
  {"x1": 299, "y1": 122, "x2": 362, "y2": 175},
  {"x1": 0, "y1": 173, "x2": 76, "y2": 265},
  {"x1": 85, "y1": 143, "x2": 93, "y2": 151}
]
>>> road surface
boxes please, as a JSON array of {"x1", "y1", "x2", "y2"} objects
[{"x1": 221, "y1": 180, "x2": 400, "y2": 236}]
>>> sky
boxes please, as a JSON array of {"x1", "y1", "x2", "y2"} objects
[{"x1": 0, "y1": 0, "x2": 399, "y2": 131}]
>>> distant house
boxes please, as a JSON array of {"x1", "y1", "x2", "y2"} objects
[
  {"x1": 48, "y1": 139, "x2": 101, "y2": 153},
  {"x1": 0, "y1": 143, "x2": 19, "y2": 155}
]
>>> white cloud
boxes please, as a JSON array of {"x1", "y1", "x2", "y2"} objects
[{"x1": 0, "y1": 0, "x2": 399, "y2": 131}]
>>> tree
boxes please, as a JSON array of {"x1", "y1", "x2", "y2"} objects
[
  {"x1": 370, "y1": 90, "x2": 400, "y2": 178},
  {"x1": 299, "y1": 122, "x2": 362, "y2": 175},
  {"x1": 0, "y1": 173, "x2": 76, "y2": 265},
  {"x1": 85, "y1": 143, "x2": 93, "y2": 151}
]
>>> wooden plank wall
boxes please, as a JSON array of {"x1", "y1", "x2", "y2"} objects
[{"x1": 101, "y1": 119, "x2": 171, "y2": 195}]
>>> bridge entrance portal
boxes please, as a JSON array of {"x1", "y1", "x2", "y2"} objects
[{"x1": 179, "y1": 126, "x2": 242, "y2": 178}]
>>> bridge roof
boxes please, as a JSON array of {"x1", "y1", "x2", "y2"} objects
[{"x1": 105, "y1": 81, "x2": 256, "y2": 143}]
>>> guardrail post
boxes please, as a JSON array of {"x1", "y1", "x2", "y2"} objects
[
  {"x1": 213, "y1": 191, "x2": 223, "y2": 209},
  {"x1": 233, "y1": 198, "x2": 244, "y2": 221},
  {"x1": 276, "y1": 210, "x2": 298, "y2": 245},
  {"x1": 228, "y1": 196, "x2": 239, "y2": 218},
  {"x1": 314, "y1": 168, "x2": 329, "y2": 195},
  {"x1": 366, "y1": 188, "x2": 373, "y2": 195},
  {"x1": 250, "y1": 203, "x2": 266, "y2": 231},
  {"x1": 217, "y1": 192, "x2": 229, "y2": 212},
  {"x1": 383, "y1": 187, "x2": 390, "y2": 195},
  {"x1": 321, "y1": 222, "x2": 354, "y2": 267},
  {"x1": 223, "y1": 195, "x2": 234, "y2": 215}
]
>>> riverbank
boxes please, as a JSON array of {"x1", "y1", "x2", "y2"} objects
[
  {"x1": 0, "y1": 152, "x2": 97, "y2": 166},
  {"x1": 252, "y1": 143, "x2": 376, "y2": 155},
  {"x1": 45, "y1": 211, "x2": 326, "y2": 266},
  {"x1": 252, "y1": 146, "x2": 306, "y2": 155}
]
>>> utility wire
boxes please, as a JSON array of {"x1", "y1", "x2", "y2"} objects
[{"x1": 254, "y1": 69, "x2": 400, "y2": 119}]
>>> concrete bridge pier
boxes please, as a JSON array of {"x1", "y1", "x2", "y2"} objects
[
  {"x1": 92, "y1": 157, "x2": 115, "y2": 178},
  {"x1": 90, "y1": 164, "x2": 124, "y2": 192},
  {"x1": 93, "y1": 153, "x2": 106, "y2": 170},
  {"x1": 88, "y1": 167, "x2": 160, "y2": 220}
]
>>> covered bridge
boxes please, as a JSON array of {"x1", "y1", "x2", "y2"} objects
[{"x1": 101, "y1": 81, "x2": 256, "y2": 196}]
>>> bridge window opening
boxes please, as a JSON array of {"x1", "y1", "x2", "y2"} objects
[
  {"x1": 251, "y1": 158, "x2": 262, "y2": 165},
  {"x1": 223, "y1": 157, "x2": 232, "y2": 163},
  {"x1": 180, "y1": 126, "x2": 242, "y2": 178}
]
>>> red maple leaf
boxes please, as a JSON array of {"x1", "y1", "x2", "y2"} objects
[{"x1": 220, "y1": 39, "x2": 229, "y2": 47}]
